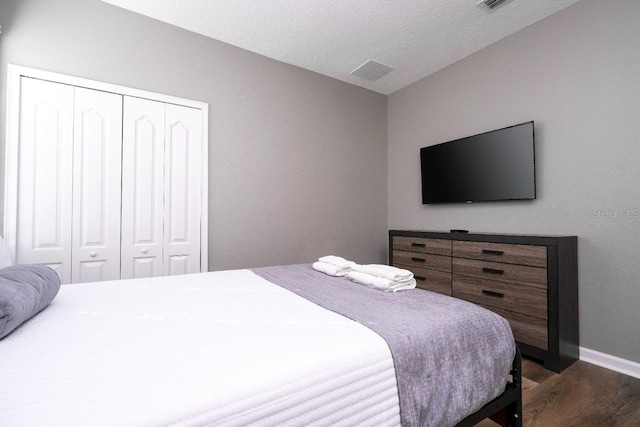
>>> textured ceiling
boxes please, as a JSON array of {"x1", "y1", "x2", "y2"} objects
[{"x1": 101, "y1": 0, "x2": 583, "y2": 95}]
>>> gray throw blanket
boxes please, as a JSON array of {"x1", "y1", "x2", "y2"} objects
[
  {"x1": 0, "y1": 265, "x2": 61, "y2": 340},
  {"x1": 252, "y1": 264, "x2": 515, "y2": 427}
]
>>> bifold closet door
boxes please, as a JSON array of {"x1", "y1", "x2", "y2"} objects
[
  {"x1": 16, "y1": 78, "x2": 74, "y2": 283},
  {"x1": 122, "y1": 100, "x2": 202, "y2": 278},
  {"x1": 10, "y1": 67, "x2": 207, "y2": 284},
  {"x1": 121, "y1": 97, "x2": 165, "y2": 279},
  {"x1": 164, "y1": 104, "x2": 202, "y2": 276},
  {"x1": 71, "y1": 88, "x2": 123, "y2": 283}
]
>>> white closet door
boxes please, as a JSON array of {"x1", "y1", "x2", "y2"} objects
[
  {"x1": 71, "y1": 88, "x2": 123, "y2": 283},
  {"x1": 121, "y1": 97, "x2": 166, "y2": 279},
  {"x1": 16, "y1": 78, "x2": 74, "y2": 283},
  {"x1": 163, "y1": 104, "x2": 202, "y2": 275}
]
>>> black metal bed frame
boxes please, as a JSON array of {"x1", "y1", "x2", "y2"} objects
[{"x1": 456, "y1": 346, "x2": 523, "y2": 427}]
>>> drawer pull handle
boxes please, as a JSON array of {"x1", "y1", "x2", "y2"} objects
[
  {"x1": 482, "y1": 289, "x2": 505, "y2": 298},
  {"x1": 411, "y1": 242, "x2": 426, "y2": 247},
  {"x1": 415, "y1": 276, "x2": 426, "y2": 281},
  {"x1": 482, "y1": 249, "x2": 504, "y2": 256},
  {"x1": 482, "y1": 267, "x2": 504, "y2": 275},
  {"x1": 411, "y1": 257, "x2": 426, "y2": 263}
]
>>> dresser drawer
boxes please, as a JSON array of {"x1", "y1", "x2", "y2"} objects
[
  {"x1": 480, "y1": 304, "x2": 548, "y2": 350},
  {"x1": 393, "y1": 236, "x2": 451, "y2": 256},
  {"x1": 453, "y1": 258, "x2": 547, "y2": 289},
  {"x1": 453, "y1": 241, "x2": 547, "y2": 267},
  {"x1": 396, "y1": 264, "x2": 451, "y2": 296},
  {"x1": 452, "y1": 275, "x2": 547, "y2": 319},
  {"x1": 393, "y1": 250, "x2": 451, "y2": 273}
]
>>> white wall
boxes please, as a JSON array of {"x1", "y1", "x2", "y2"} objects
[
  {"x1": 388, "y1": 0, "x2": 640, "y2": 363},
  {"x1": 0, "y1": 0, "x2": 388, "y2": 269}
]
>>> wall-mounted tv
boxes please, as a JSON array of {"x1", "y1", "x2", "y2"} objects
[{"x1": 420, "y1": 121, "x2": 535, "y2": 204}]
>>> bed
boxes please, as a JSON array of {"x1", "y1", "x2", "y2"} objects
[{"x1": 0, "y1": 264, "x2": 521, "y2": 427}]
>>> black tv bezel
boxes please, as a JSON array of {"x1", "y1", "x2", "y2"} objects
[{"x1": 420, "y1": 121, "x2": 536, "y2": 205}]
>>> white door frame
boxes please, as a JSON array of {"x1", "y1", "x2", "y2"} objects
[{"x1": 3, "y1": 64, "x2": 209, "y2": 273}]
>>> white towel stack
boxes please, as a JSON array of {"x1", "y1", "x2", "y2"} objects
[
  {"x1": 312, "y1": 256, "x2": 416, "y2": 292},
  {"x1": 350, "y1": 264, "x2": 414, "y2": 283},
  {"x1": 346, "y1": 271, "x2": 416, "y2": 292},
  {"x1": 312, "y1": 255, "x2": 356, "y2": 277}
]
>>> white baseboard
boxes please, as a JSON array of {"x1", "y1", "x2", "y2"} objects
[{"x1": 580, "y1": 347, "x2": 640, "y2": 379}]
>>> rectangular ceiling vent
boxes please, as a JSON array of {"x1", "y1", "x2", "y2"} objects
[
  {"x1": 477, "y1": 0, "x2": 508, "y2": 10},
  {"x1": 351, "y1": 60, "x2": 394, "y2": 82}
]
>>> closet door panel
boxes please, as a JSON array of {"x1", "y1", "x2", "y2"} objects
[
  {"x1": 78, "y1": 261, "x2": 107, "y2": 284},
  {"x1": 16, "y1": 78, "x2": 74, "y2": 284},
  {"x1": 121, "y1": 97, "x2": 165, "y2": 279},
  {"x1": 71, "y1": 88, "x2": 123, "y2": 283},
  {"x1": 164, "y1": 104, "x2": 202, "y2": 275},
  {"x1": 168, "y1": 255, "x2": 189, "y2": 276}
]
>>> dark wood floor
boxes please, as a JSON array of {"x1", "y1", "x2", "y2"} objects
[{"x1": 476, "y1": 358, "x2": 640, "y2": 427}]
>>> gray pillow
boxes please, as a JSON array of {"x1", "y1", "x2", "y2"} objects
[{"x1": 0, "y1": 265, "x2": 61, "y2": 340}]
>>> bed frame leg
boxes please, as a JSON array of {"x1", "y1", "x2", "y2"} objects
[
  {"x1": 489, "y1": 347, "x2": 523, "y2": 427},
  {"x1": 490, "y1": 398, "x2": 522, "y2": 427},
  {"x1": 506, "y1": 347, "x2": 523, "y2": 427}
]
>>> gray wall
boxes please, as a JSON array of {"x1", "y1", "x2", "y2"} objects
[
  {"x1": 388, "y1": 0, "x2": 640, "y2": 363},
  {"x1": 0, "y1": 0, "x2": 388, "y2": 269}
]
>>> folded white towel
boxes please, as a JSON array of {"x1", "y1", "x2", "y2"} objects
[
  {"x1": 312, "y1": 261, "x2": 351, "y2": 277},
  {"x1": 318, "y1": 255, "x2": 355, "y2": 270},
  {"x1": 351, "y1": 264, "x2": 413, "y2": 282},
  {"x1": 347, "y1": 271, "x2": 416, "y2": 292}
]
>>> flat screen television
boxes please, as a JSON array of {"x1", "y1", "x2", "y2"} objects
[{"x1": 420, "y1": 121, "x2": 535, "y2": 204}]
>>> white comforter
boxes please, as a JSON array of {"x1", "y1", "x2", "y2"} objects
[{"x1": 0, "y1": 270, "x2": 400, "y2": 426}]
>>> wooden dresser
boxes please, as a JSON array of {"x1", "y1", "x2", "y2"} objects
[{"x1": 389, "y1": 230, "x2": 579, "y2": 373}]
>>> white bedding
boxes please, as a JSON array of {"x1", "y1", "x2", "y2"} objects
[{"x1": 0, "y1": 270, "x2": 401, "y2": 426}]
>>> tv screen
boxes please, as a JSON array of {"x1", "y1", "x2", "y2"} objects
[{"x1": 420, "y1": 121, "x2": 535, "y2": 204}]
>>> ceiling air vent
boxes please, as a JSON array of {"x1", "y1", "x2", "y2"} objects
[
  {"x1": 477, "y1": 0, "x2": 508, "y2": 10},
  {"x1": 351, "y1": 60, "x2": 394, "y2": 82}
]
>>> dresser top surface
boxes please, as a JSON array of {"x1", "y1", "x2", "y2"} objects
[{"x1": 389, "y1": 230, "x2": 577, "y2": 246}]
